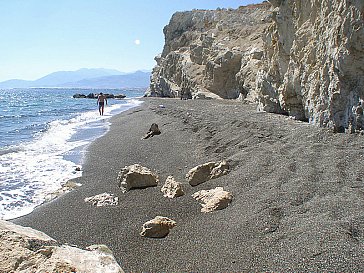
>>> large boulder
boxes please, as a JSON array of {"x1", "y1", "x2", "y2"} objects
[
  {"x1": 186, "y1": 160, "x2": 229, "y2": 186},
  {"x1": 140, "y1": 216, "x2": 176, "y2": 238},
  {"x1": 117, "y1": 164, "x2": 159, "y2": 193},
  {"x1": 161, "y1": 175, "x2": 185, "y2": 198},
  {"x1": 192, "y1": 187, "x2": 233, "y2": 213},
  {"x1": 0, "y1": 220, "x2": 124, "y2": 273}
]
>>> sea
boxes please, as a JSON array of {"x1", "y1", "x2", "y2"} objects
[{"x1": 0, "y1": 88, "x2": 144, "y2": 220}]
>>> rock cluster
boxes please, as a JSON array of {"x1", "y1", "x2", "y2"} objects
[
  {"x1": 147, "y1": 0, "x2": 364, "y2": 132},
  {"x1": 117, "y1": 161, "x2": 232, "y2": 237},
  {"x1": 0, "y1": 220, "x2": 123, "y2": 273},
  {"x1": 73, "y1": 93, "x2": 126, "y2": 99}
]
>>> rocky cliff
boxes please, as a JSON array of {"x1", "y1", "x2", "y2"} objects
[
  {"x1": 147, "y1": 2, "x2": 272, "y2": 100},
  {"x1": 259, "y1": 0, "x2": 364, "y2": 132},
  {"x1": 147, "y1": 0, "x2": 364, "y2": 131}
]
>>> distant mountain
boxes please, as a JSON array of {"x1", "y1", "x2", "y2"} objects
[
  {"x1": 60, "y1": 71, "x2": 151, "y2": 88},
  {"x1": 0, "y1": 68, "x2": 150, "y2": 88},
  {"x1": 0, "y1": 79, "x2": 33, "y2": 89},
  {"x1": 33, "y1": 68, "x2": 124, "y2": 87}
]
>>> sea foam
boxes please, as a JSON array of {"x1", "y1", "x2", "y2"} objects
[{"x1": 0, "y1": 98, "x2": 143, "y2": 220}]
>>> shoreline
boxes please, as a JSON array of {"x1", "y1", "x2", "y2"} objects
[
  {"x1": 13, "y1": 98, "x2": 364, "y2": 272},
  {"x1": 1, "y1": 96, "x2": 143, "y2": 221}
]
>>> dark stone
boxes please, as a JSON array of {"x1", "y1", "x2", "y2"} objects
[
  {"x1": 142, "y1": 123, "x2": 161, "y2": 139},
  {"x1": 104, "y1": 94, "x2": 114, "y2": 99},
  {"x1": 73, "y1": 94, "x2": 86, "y2": 98},
  {"x1": 114, "y1": 94, "x2": 126, "y2": 99},
  {"x1": 87, "y1": 93, "x2": 96, "y2": 99}
]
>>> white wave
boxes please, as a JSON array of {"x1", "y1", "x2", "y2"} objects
[{"x1": 0, "y1": 99, "x2": 143, "y2": 220}]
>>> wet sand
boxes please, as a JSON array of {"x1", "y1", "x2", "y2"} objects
[{"x1": 14, "y1": 98, "x2": 364, "y2": 272}]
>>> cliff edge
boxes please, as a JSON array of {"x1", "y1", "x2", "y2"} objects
[{"x1": 147, "y1": 0, "x2": 364, "y2": 131}]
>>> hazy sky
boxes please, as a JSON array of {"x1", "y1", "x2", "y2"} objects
[{"x1": 0, "y1": 0, "x2": 262, "y2": 81}]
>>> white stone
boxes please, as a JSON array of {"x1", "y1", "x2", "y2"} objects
[
  {"x1": 161, "y1": 176, "x2": 185, "y2": 198},
  {"x1": 117, "y1": 164, "x2": 159, "y2": 193},
  {"x1": 84, "y1": 192, "x2": 119, "y2": 207},
  {"x1": 140, "y1": 216, "x2": 176, "y2": 238},
  {"x1": 186, "y1": 160, "x2": 229, "y2": 186},
  {"x1": 192, "y1": 187, "x2": 233, "y2": 213}
]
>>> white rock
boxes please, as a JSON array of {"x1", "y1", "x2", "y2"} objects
[
  {"x1": 140, "y1": 216, "x2": 176, "y2": 238},
  {"x1": 192, "y1": 187, "x2": 233, "y2": 213},
  {"x1": 84, "y1": 192, "x2": 119, "y2": 207},
  {"x1": 117, "y1": 164, "x2": 159, "y2": 193},
  {"x1": 186, "y1": 160, "x2": 229, "y2": 186},
  {"x1": 161, "y1": 176, "x2": 185, "y2": 198},
  {"x1": 0, "y1": 220, "x2": 124, "y2": 273}
]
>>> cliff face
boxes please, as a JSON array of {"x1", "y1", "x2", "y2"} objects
[
  {"x1": 258, "y1": 0, "x2": 364, "y2": 131},
  {"x1": 147, "y1": 3, "x2": 272, "y2": 99},
  {"x1": 148, "y1": 0, "x2": 364, "y2": 130}
]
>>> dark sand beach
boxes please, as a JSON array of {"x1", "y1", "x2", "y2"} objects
[{"x1": 14, "y1": 98, "x2": 364, "y2": 272}]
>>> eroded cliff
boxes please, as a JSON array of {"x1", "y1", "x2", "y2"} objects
[
  {"x1": 147, "y1": 3, "x2": 272, "y2": 100},
  {"x1": 147, "y1": 0, "x2": 364, "y2": 131},
  {"x1": 259, "y1": 0, "x2": 364, "y2": 132}
]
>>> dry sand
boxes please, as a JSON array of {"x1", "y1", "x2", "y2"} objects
[{"x1": 14, "y1": 98, "x2": 364, "y2": 272}]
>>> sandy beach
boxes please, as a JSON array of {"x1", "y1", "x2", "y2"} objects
[{"x1": 13, "y1": 98, "x2": 364, "y2": 272}]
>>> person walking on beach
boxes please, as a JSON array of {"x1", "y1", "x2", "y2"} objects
[{"x1": 97, "y1": 92, "x2": 107, "y2": 115}]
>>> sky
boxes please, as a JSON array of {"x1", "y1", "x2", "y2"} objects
[{"x1": 0, "y1": 0, "x2": 262, "y2": 82}]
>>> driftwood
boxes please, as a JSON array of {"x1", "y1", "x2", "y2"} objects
[{"x1": 142, "y1": 123, "x2": 161, "y2": 139}]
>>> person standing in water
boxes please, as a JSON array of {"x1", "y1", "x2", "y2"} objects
[{"x1": 97, "y1": 92, "x2": 107, "y2": 115}]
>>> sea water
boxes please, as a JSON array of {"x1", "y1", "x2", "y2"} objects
[{"x1": 0, "y1": 88, "x2": 144, "y2": 220}]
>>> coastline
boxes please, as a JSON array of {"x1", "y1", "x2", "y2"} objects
[{"x1": 13, "y1": 98, "x2": 364, "y2": 272}]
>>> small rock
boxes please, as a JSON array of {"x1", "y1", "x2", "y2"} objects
[
  {"x1": 45, "y1": 181, "x2": 81, "y2": 202},
  {"x1": 142, "y1": 123, "x2": 161, "y2": 139},
  {"x1": 186, "y1": 160, "x2": 229, "y2": 186},
  {"x1": 192, "y1": 187, "x2": 233, "y2": 213},
  {"x1": 73, "y1": 93, "x2": 86, "y2": 98},
  {"x1": 161, "y1": 176, "x2": 185, "y2": 198},
  {"x1": 84, "y1": 193, "x2": 119, "y2": 207},
  {"x1": 117, "y1": 164, "x2": 159, "y2": 193},
  {"x1": 140, "y1": 216, "x2": 176, "y2": 238}
]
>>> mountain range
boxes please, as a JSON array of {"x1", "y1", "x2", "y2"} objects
[{"x1": 0, "y1": 68, "x2": 151, "y2": 89}]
